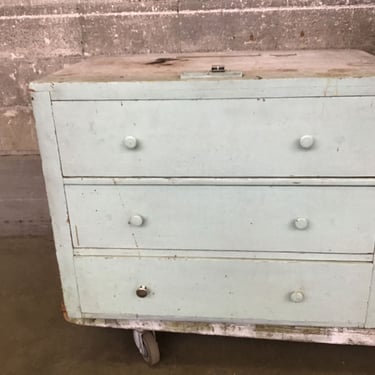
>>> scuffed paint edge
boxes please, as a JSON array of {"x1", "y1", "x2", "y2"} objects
[{"x1": 63, "y1": 313, "x2": 375, "y2": 346}]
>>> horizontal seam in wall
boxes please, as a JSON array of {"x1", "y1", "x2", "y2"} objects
[
  {"x1": 0, "y1": 4, "x2": 374, "y2": 20},
  {"x1": 0, "y1": 198, "x2": 47, "y2": 202},
  {"x1": 0, "y1": 105, "x2": 32, "y2": 109}
]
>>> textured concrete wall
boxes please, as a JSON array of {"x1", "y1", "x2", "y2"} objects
[{"x1": 0, "y1": 0, "x2": 374, "y2": 236}]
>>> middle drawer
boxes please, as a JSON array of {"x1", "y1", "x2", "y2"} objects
[{"x1": 66, "y1": 185, "x2": 375, "y2": 253}]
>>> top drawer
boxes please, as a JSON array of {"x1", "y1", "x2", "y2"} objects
[{"x1": 53, "y1": 97, "x2": 375, "y2": 177}]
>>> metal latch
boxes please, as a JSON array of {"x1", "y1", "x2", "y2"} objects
[
  {"x1": 211, "y1": 65, "x2": 226, "y2": 73},
  {"x1": 180, "y1": 64, "x2": 243, "y2": 80}
]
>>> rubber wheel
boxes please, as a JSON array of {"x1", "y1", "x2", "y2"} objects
[{"x1": 141, "y1": 331, "x2": 160, "y2": 366}]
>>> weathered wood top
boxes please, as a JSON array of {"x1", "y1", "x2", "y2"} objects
[{"x1": 35, "y1": 50, "x2": 375, "y2": 83}]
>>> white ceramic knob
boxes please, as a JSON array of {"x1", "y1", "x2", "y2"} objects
[
  {"x1": 294, "y1": 217, "x2": 309, "y2": 230},
  {"x1": 299, "y1": 135, "x2": 314, "y2": 149},
  {"x1": 123, "y1": 136, "x2": 138, "y2": 149},
  {"x1": 289, "y1": 291, "x2": 305, "y2": 303},
  {"x1": 129, "y1": 214, "x2": 144, "y2": 226}
]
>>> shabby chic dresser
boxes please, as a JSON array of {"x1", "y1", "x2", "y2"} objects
[{"x1": 31, "y1": 50, "x2": 375, "y2": 364}]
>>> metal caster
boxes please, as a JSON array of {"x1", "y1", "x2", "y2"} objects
[{"x1": 133, "y1": 330, "x2": 160, "y2": 366}]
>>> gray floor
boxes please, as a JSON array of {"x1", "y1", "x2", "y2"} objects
[
  {"x1": 1, "y1": 236, "x2": 375, "y2": 375},
  {"x1": 0, "y1": 156, "x2": 49, "y2": 237}
]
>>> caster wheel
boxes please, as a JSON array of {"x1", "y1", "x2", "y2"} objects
[
  {"x1": 133, "y1": 330, "x2": 160, "y2": 366},
  {"x1": 141, "y1": 331, "x2": 160, "y2": 366}
]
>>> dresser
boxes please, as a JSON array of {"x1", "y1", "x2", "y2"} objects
[{"x1": 31, "y1": 50, "x2": 375, "y2": 364}]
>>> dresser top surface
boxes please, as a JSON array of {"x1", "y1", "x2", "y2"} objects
[{"x1": 34, "y1": 50, "x2": 375, "y2": 84}]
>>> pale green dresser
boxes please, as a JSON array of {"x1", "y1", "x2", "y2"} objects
[{"x1": 31, "y1": 50, "x2": 375, "y2": 364}]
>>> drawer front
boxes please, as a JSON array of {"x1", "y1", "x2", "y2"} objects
[
  {"x1": 75, "y1": 256, "x2": 371, "y2": 326},
  {"x1": 66, "y1": 185, "x2": 375, "y2": 253},
  {"x1": 53, "y1": 97, "x2": 375, "y2": 177}
]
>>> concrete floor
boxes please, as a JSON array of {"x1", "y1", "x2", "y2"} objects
[{"x1": 1, "y1": 237, "x2": 375, "y2": 375}]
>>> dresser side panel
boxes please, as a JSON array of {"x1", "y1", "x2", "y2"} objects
[
  {"x1": 31, "y1": 91, "x2": 81, "y2": 318},
  {"x1": 366, "y1": 265, "x2": 375, "y2": 327}
]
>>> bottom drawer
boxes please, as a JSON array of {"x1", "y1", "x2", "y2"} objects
[{"x1": 74, "y1": 256, "x2": 372, "y2": 327}]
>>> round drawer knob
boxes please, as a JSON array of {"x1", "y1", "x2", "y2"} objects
[
  {"x1": 299, "y1": 135, "x2": 314, "y2": 149},
  {"x1": 289, "y1": 291, "x2": 305, "y2": 303},
  {"x1": 123, "y1": 136, "x2": 138, "y2": 149},
  {"x1": 136, "y1": 285, "x2": 149, "y2": 298},
  {"x1": 294, "y1": 217, "x2": 309, "y2": 230},
  {"x1": 129, "y1": 215, "x2": 144, "y2": 226}
]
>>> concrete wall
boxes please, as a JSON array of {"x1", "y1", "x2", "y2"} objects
[{"x1": 0, "y1": 0, "x2": 375, "y2": 236}]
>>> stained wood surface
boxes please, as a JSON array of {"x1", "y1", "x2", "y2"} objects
[{"x1": 33, "y1": 50, "x2": 375, "y2": 83}]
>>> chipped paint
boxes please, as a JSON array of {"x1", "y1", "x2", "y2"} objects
[
  {"x1": 65, "y1": 316, "x2": 375, "y2": 346},
  {"x1": 131, "y1": 232, "x2": 139, "y2": 248}
]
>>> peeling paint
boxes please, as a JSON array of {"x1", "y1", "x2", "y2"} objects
[{"x1": 65, "y1": 316, "x2": 375, "y2": 346}]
